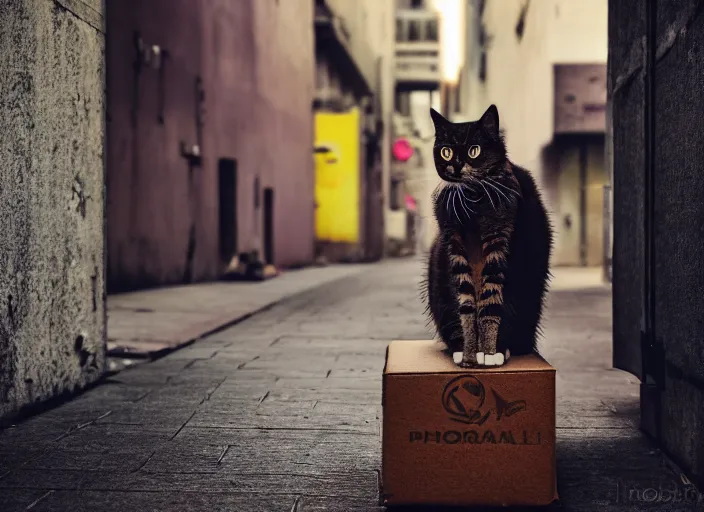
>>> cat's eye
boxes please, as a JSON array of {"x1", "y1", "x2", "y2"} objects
[
  {"x1": 440, "y1": 147, "x2": 453, "y2": 161},
  {"x1": 468, "y1": 145, "x2": 481, "y2": 159}
]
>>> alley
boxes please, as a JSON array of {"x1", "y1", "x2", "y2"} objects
[{"x1": 0, "y1": 259, "x2": 689, "y2": 511}]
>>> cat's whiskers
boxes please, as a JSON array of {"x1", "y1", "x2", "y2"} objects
[
  {"x1": 484, "y1": 180, "x2": 511, "y2": 206},
  {"x1": 486, "y1": 177, "x2": 519, "y2": 197},
  {"x1": 462, "y1": 175, "x2": 483, "y2": 203},
  {"x1": 456, "y1": 187, "x2": 475, "y2": 217},
  {"x1": 458, "y1": 193, "x2": 473, "y2": 218},
  {"x1": 477, "y1": 181, "x2": 496, "y2": 211},
  {"x1": 451, "y1": 192, "x2": 463, "y2": 226}
]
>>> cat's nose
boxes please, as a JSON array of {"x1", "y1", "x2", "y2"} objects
[{"x1": 446, "y1": 165, "x2": 461, "y2": 178}]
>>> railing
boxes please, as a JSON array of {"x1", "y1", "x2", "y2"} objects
[
  {"x1": 395, "y1": 9, "x2": 440, "y2": 86},
  {"x1": 395, "y1": 53, "x2": 440, "y2": 83},
  {"x1": 396, "y1": 9, "x2": 439, "y2": 43}
]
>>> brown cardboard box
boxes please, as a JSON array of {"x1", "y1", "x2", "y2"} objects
[{"x1": 381, "y1": 340, "x2": 558, "y2": 507}]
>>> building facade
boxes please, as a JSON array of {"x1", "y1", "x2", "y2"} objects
[
  {"x1": 611, "y1": 0, "x2": 704, "y2": 490},
  {"x1": 462, "y1": 0, "x2": 608, "y2": 269},
  {"x1": 0, "y1": 0, "x2": 106, "y2": 420},
  {"x1": 106, "y1": 0, "x2": 316, "y2": 292},
  {"x1": 313, "y1": 0, "x2": 396, "y2": 262},
  {"x1": 392, "y1": 0, "x2": 442, "y2": 253}
]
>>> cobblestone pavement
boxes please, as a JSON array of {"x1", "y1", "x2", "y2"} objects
[
  {"x1": 0, "y1": 260, "x2": 694, "y2": 511},
  {"x1": 107, "y1": 264, "x2": 366, "y2": 361}
]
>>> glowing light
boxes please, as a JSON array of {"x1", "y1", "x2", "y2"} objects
[{"x1": 430, "y1": 0, "x2": 466, "y2": 85}]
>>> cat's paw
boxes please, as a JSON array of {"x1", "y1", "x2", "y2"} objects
[
  {"x1": 453, "y1": 352, "x2": 479, "y2": 368},
  {"x1": 453, "y1": 351, "x2": 510, "y2": 368},
  {"x1": 483, "y1": 352, "x2": 504, "y2": 366},
  {"x1": 481, "y1": 350, "x2": 510, "y2": 367}
]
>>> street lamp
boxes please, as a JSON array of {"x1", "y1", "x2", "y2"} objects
[{"x1": 430, "y1": 0, "x2": 466, "y2": 117}]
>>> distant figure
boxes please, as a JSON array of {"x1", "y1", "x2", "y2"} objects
[{"x1": 423, "y1": 105, "x2": 553, "y2": 367}]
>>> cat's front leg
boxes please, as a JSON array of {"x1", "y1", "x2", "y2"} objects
[
  {"x1": 477, "y1": 229, "x2": 512, "y2": 367},
  {"x1": 448, "y1": 235, "x2": 479, "y2": 367}
]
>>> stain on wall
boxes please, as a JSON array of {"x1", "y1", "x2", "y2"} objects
[{"x1": 0, "y1": 0, "x2": 106, "y2": 419}]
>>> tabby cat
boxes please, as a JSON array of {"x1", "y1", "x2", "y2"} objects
[{"x1": 425, "y1": 105, "x2": 553, "y2": 368}]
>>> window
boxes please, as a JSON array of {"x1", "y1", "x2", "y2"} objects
[
  {"x1": 396, "y1": 18, "x2": 404, "y2": 41},
  {"x1": 390, "y1": 177, "x2": 403, "y2": 211},
  {"x1": 408, "y1": 20, "x2": 421, "y2": 41},
  {"x1": 426, "y1": 19, "x2": 438, "y2": 41}
]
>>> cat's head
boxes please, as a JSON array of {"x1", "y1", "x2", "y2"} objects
[{"x1": 430, "y1": 105, "x2": 507, "y2": 183}]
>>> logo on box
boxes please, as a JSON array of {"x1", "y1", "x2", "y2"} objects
[
  {"x1": 441, "y1": 375, "x2": 527, "y2": 425},
  {"x1": 407, "y1": 375, "x2": 540, "y2": 446}
]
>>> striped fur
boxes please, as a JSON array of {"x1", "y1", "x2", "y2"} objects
[{"x1": 424, "y1": 106, "x2": 553, "y2": 367}]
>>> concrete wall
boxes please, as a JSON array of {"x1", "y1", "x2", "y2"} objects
[
  {"x1": 461, "y1": 0, "x2": 607, "y2": 265},
  {"x1": 202, "y1": 0, "x2": 316, "y2": 270},
  {"x1": 0, "y1": 0, "x2": 106, "y2": 419},
  {"x1": 463, "y1": 0, "x2": 608, "y2": 178},
  {"x1": 106, "y1": 0, "x2": 203, "y2": 291},
  {"x1": 611, "y1": 0, "x2": 704, "y2": 489},
  {"x1": 323, "y1": 0, "x2": 382, "y2": 89},
  {"x1": 106, "y1": 0, "x2": 315, "y2": 292}
]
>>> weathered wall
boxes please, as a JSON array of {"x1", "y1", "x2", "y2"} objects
[
  {"x1": 106, "y1": 0, "x2": 315, "y2": 292},
  {"x1": 462, "y1": 0, "x2": 608, "y2": 265},
  {"x1": 609, "y1": 0, "x2": 645, "y2": 381},
  {"x1": 201, "y1": 0, "x2": 316, "y2": 271},
  {"x1": 463, "y1": 0, "x2": 608, "y2": 181},
  {"x1": 611, "y1": 0, "x2": 704, "y2": 489},
  {"x1": 652, "y1": 0, "x2": 704, "y2": 488},
  {"x1": 0, "y1": 0, "x2": 106, "y2": 419},
  {"x1": 106, "y1": 0, "x2": 204, "y2": 291}
]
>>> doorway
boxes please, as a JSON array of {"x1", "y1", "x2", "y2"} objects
[
  {"x1": 263, "y1": 188, "x2": 274, "y2": 265},
  {"x1": 218, "y1": 159, "x2": 237, "y2": 264},
  {"x1": 553, "y1": 136, "x2": 606, "y2": 266}
]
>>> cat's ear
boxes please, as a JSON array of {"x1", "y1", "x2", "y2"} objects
[
  {"x1": 430, "y1": 108, "x2": 451, "y2": 132},
  {"x1": 479, "y1": 104, "x2": 499, "y2": 137}
]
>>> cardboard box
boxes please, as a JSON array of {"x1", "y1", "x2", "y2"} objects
[{"x1": 382, "y1": 340, "x2": 557, "y2": 507}]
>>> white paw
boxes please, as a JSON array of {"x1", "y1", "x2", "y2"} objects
[
  {"x1": 481, "y1": 353, "x2": 506, "y2": 367},
  {"x1": 476, "y1": 352, "x2": 485, "y2": 365},
  {"x1": 452, "y1": 352, "x2": 462, "y2": 364}
]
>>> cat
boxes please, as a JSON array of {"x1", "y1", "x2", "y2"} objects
[{"x1": 424, "y1": 105, "x2": 553, "y2": 368}]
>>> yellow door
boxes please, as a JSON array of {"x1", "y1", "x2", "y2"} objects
[{"x1": 314, "y1": 108, "x2": 360, "y2": 243}]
